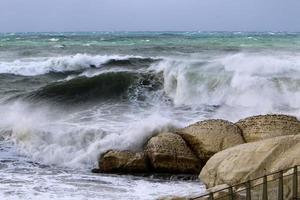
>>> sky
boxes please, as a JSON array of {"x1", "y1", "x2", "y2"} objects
[{"x1": 0, "y1": 0, "x2": 300, "y2": 32}]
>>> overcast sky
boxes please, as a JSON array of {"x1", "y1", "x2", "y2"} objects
[{"x1": 0, "y1": 0, "x2": 300, "y2": 32}]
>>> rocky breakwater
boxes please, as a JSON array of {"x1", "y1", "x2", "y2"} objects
[
  {"x1": 200, "y1": 135, "x2": 300, "y2": 199},
  {"x1": 93, "y1": 114, "x2": 300, "y2": 199},
  {"x1": 97, "y1": 150, "x2": 149, "y2": 173},
  {"x1": 144, "y1": 132, "x2": 200, "y2": 174},
  {"x1": 236, "y1": 114, "x2": 300, "y2": 142},
  {"x1": 198, "y1": 114, "x2": 300, "y2": 200},
  {"x1": 93, "y1": 119, "x2": 245, "y2": 175},
  {"x1": 95, "y1": 132, "x2": 201, "y2": 174},
  {"x1": 177, "y1": 119, "x2": 244, "y2": 162}
]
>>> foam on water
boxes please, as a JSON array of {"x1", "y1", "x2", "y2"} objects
[
  {"x1": 0, "y1": 102, "x2": 201, "y2": 199},
  {"x1": 150, "y1": 52, "x2": 300, "y2": 121},
  {"x1": 0, "y1": 54, "x2": 150, "y2": 76},
  {"x1": 0, "y1": 102, "x2": 179, "y2": 168},
  {"x1": 0, "y1": 141, "x2": 203, "y2": 200},
  {"x1": 49, "y1": 38, "x2": 60, "y2": 42}
]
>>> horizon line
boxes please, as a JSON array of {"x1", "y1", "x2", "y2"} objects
[{"x1": 1, "y1": 30, "x2": 300, "y2": 34}]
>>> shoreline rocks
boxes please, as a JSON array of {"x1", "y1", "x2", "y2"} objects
[
  {"x1": 93, "y1": 113, "x2": 300, "y2": 200},
  {"x1": 97, "y1": 132, "x2": 201, "y2": 175},
  {"x1": 145, "y1": 132, "x2": 201, "y2": 174},
  {"x1": 236, "y1": 114, "x2": 300, "y2": 142},
  {"x1": 98, "y1": 150, "x2": 148, "y2": 173},
  {"x1": 177, "y1": 119, "x2": 244, "y2": 162},
  {"x1": 199, "y1": 134, "x2": 300, "y2": 188}
]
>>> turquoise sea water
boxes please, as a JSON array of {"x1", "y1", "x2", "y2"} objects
[{"x1": 2, "y1": 32, "x2": 300, "y2": 56}]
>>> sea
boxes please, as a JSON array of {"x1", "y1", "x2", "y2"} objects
[{"x1": 1, "y1": 31, "x2": 300, "y2": 199}]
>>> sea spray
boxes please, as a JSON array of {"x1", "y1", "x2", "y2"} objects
[
  {"x1": 0, "y1": 102, "x2": 178, "y2": 168},
  {"x1": 149, "y1": 52, "x2": 300, "y2": 120}
]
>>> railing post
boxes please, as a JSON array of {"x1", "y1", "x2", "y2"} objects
[
  {"x1": 208, "y1": 192, "x2": 214, "y2": 200},
  {"x1": 278, "y1": 171, "x2": 283, "y2": 200},
  {"x1": 229, "y1": 186, "x2": 234, "y2": 200},
  {"x1": 262, "y1": 175, "x2": 268, "y2": 200},
  {"x1": 293, "y1": 166, "x2": 298, "y2": 199},
  {"x1": 245, "y1": 180, "x2": 251, "y2": 200}
]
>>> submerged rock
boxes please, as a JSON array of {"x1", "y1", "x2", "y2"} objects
[
  {"x1": 200, "y1": 134, "x2": 300, "y2": 189},
  {"x1": 145, "y1": 132, "x2": 201, "y2": 174},
  {"x1": 235, "y1": 114, "x2": 300, "y2": 142},
  {"x1": 178, "y1": 119, "x2": 244, "y2": 162},
  {"x1": 98, "y1": 150, "x2": 148, "y2": 173}
]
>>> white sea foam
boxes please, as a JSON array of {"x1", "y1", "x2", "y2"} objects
[
  {"x1": 0, "y1": 102, "x2": 178, "y2": 168},
  {"x1": 0, "y1": 160, "x2": 203, "y2": 200},
  {"x1": 49, "y1": 38, "x2": 60, "y2": 42},
  {"x1": 150, "y1": 52, "x2": 300, "y2": 121},
  {"x1": 0, "y1": 54, "x2": 149, "y2": 76},
  {"x1": 0, "y1": 139, "x2": 203, "y2": 200}
]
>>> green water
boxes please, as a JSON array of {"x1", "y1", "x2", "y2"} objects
[{"x1": 1, "y1": 32, "x2": 300, "y2": 59}]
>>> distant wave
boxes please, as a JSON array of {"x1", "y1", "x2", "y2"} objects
[
  {"x1": 0, "y1": 54, "x2": 159, "y2": 76},
  {"x1": 102, "y1": 57, "x2": 160, "y2": 67}
]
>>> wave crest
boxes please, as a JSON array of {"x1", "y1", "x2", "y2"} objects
[
  {"x1": 0, "y1": 54, "x2": 158, "y2": 76},
  {"x1": 150, "y1": 52, "x2": 300, "y2": 120},
  {"x1": 25, "y1": 71, "x2": 163, "y2": 104}
]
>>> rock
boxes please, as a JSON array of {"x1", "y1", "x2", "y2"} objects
[
  {"x1": 145, "y1": 132, "x2": 201, "y2": 174},
  {"x1": 99, "y1": 150, "x2": 148, "y2": 173},
  {"x1": 199, "y1": 135, "x2": 300, "y2": 188},
  {"x1": 91, "y1": 168, "x2": 101, "y2": 173},
  {"x1": 235, "y1": 114, "x2": 300, "y2": 142},
  {"x1": 177, "y1": 119, "x2": 244, "y2": 161}
]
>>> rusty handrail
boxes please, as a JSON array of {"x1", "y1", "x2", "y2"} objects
[{"x1": 191, "y1": 165, "x2": 300, "y2": 200}]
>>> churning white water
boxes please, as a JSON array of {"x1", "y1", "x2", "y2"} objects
[{"x1": 0, "y1": 54, "x2": 150, "y2": 76}]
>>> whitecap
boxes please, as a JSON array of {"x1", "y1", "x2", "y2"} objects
[
  {"x1": 0, "y1": 54, "x2": 152, "y2": 76},
  {"x1": 49, "y1": 38, "x2": 60, "y2": 42}
]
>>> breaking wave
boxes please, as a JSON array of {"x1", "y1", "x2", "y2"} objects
[
  {"x1": 0, "y1": 102, "x2": 177, "y2": 168},
  {"x1": 3, "y1": 51, "x2": 300, "y2": 169},
  {"x1": 150, "y1": 52, "x2": 300, "y2": 119},
  {"x1": 0, "y1": 54, "x2": 158, "y2": 76},
  {"x1": 25, "y1": 71, "x2": 163, "y2": 104}
]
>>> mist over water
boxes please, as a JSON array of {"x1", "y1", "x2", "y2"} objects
[{"x1": 1, "y1": 32, "x2": 300, "y2": 199}]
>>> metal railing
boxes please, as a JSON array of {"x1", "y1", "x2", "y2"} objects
[{"x1": 191, "y1": 165, "x2": 300, "y2": 200}]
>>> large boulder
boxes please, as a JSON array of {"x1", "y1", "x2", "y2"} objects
[
  {"x1": 145, "y1": 132, "x2": 201, "y2": 174},
  {"x1": 177, "y1": 119, "x2": 244, "y2": 161},
  {"x1": 199, "y1": 135, "x2": 300, "y2": 189},
  {"x1": 98, "y1": 150, "x2": 148, "y2": 173},
  {"x1": 235, "y1": 114, "x2": 300, "y2": 142}
]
